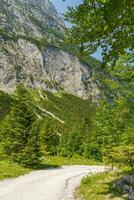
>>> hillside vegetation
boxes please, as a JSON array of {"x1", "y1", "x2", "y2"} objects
[
  {"x1": 0, "y1": 85, "x2": 95, "y2": 166},
  {"x1": 0, "y1": 67, "x2": 133, "y2": 169},
  {"x1": 0, "y1": 160, "x2": 30, "y2": 180},
  {"x1": 75, "y1": 168, "x2": 133, "y2": 200},
  {"x1": 0, "y1": 1, "x2": 133, "y2": 200}
]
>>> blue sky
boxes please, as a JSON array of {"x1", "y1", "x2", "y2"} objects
[
  {"x1": 50, "y1": 0, "x2": 102, "y2": 60},
  {"x1": 50, "y1": 0, "x2": 82, "y2": 14}
]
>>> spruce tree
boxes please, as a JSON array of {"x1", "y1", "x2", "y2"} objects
[
  {"x1": 40, "y1": 118, "x2": 59, "y2": 156},
  {"x1": 1, "y1": 99, "x2": 42, "y2": 167}
]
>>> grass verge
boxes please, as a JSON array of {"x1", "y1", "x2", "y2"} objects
[
  {"x1": 0, "y1": 160, "x2": 31, "y2": 181},
  {"x1": 0, "y1": 156, "x2": 100, "y2": 181},
  {"x1": 43, "y1": 156, "x2": 100, "y2": 166},
  {"x1": 75, "y1": 168, "x2": 133, "y2": 200}
]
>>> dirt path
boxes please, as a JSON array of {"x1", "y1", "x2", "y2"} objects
[{"x1": 0, "y1": 165, "x2": 105, "y2": 200}]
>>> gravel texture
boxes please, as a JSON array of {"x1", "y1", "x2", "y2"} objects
[{"x1": 0, "y1": 165, "x2": 105, "y2": 200}]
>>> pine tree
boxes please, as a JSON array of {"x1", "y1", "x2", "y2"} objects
[
  {"x1": 40, "y1": 118, "x2": 59, "y2": 156},
  {"x1": 1, "y1": 99, "x2": 42, "y2": 167}
]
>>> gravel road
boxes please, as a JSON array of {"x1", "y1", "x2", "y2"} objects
[{"x1": 0, "y1": 165, "x2": 105, "y2": 200}]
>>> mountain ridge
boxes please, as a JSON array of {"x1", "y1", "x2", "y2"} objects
[{"x1": 0, "y1": 0, "x2": 102, "y2": 101}]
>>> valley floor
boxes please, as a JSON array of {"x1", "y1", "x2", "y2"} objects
[{"x1": 0, "y1": 165, "x2": 105, "y2": 200}]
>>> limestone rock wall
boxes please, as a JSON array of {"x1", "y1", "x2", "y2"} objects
[{"x1": 0, "y1": 39, "x2": 100, "y2": 100}]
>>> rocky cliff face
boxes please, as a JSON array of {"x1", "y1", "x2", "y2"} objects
[
  {"x1": 0, "y1": 0, "x2": 101, "y2": 100},
  {"x1": 0, "y1": 0, "x2": 65, "y2": 36},
  {"x1": 114, "y1": 175, "x2": 134, "y2": 200}
]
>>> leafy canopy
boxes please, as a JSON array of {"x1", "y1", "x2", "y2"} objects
[{"x1": 64, "y1": 0, "x2": 134, "y2": 64}]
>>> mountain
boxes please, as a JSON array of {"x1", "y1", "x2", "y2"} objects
[
  {"x1": 0, "y1": 0, "x2": 65, "y2": 35},
  {"x1": 0, "y1": 84, "x2": 94, "y2": 157},
  {"x1": 0, "y1": 0, "x2": 101, "y2": 101},
  {"x1": 0, "y1": 86, "x2": 93, "y2": 127}
]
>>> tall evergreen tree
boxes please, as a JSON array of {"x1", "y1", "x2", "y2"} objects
[
  {"x1": 40, "y1": 118, "x2": 59, "y2": 156},
  {"x1": 0, "y1": 98, "x2": 42, "y2": 167}
]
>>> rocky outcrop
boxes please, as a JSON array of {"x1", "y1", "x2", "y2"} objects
[
  {"x1": 0, "y1": 0, "x2": 65, "y2": 37},
  {"x1": 0, "y1": 0, "x2": 101, "y2": 100},
  {"x1": 114, "y1": 175, "x2": 134, "y2": 200},
  {"x1": 0, "y1": 39, "x2": 100, "y2": 100}
]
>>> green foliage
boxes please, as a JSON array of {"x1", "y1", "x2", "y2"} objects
[
  {"x1": 103, "y1": 145, "x2": 134, "y2": 169},
  {"x1": 65, "y1": 0, "x2": 134, "y2": 64},
  {"x1": 60, "y1": 126, "x2": 82, "y2": 157},
  {"x1": 18, "y1": 120, "x2": 42, "y2": 167},
  {"x1": 0, "y1": 81, "x2": 133, "y2": 167},
  {"x1": 36, "y1": 91, "x2": 94, "y2": 157},
  {"x1": 0, "y1": 91, "x2": 13, "y2": 119},
  {"x1": 0, "y1": 160, "x2": 31, "y2": 180},
  {"x1": 0, "y1": 85, "x2": 95, "y2": 164},
  {"x1": 85, "y1": 53, "x2": 134, "y2": 165},
  {"x1": 0, "y1": 86, "x2": 42, "y2": 167},
  {"x1": 43, "y1": 155, "x2": 100, "y2": 167},
  {"x1": 1, "y1": 0, "x2": 133, "y2": 178},
  {"x1": 0, "y1": 54, "x2": 133, "y2": 169},
  {"x1": 75, "y1": 169, "x2": 133, "y2": 200},
  {"x1": 83, "y1": 143, "x2": 102, "y2": 161},
  {"x1": 40, "y1": 118, "x2": 60, "y2": 155},
  {"x1": 59, "y1": 120, "x2": 92, "y2": 157},
  {"x1": 88, "y1": 98, "x2": 134, "y2": 164}
]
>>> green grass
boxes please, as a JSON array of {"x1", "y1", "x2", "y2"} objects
[
  {"x1": 43, "y1": 156, "x2": 100, "y2": 166},
  {"x1": 0, "y1": 160, "x2": 31, "y2": 181},
  {"x1": 0, "y1": 156, "x2": 100, "y2": 181},
  {"x1": 75, "y1": 168, "x2": 133, "y2": 200}
]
